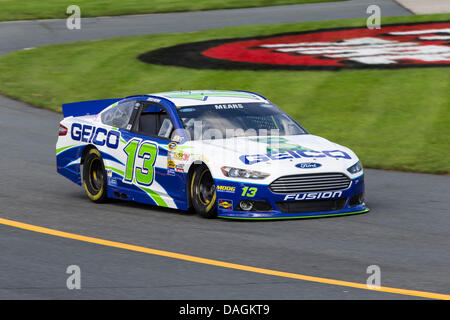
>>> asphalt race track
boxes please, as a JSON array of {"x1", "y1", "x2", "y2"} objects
[{"x1": 1, "y1": 1, "x2": 449, "y2": 299}]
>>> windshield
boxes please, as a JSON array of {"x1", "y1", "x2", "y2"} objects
[{"x1": 178, "y1": 103, "x2": 306, "y2": 141}]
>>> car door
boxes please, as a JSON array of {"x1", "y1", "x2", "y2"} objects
[{"x1": 118, "y1": 101, "x2": 186, "y2": 209}]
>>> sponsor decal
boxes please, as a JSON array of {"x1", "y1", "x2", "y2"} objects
[
  {"x1": 162, "y1": 91, "x2": 257, "y2": 101},
  {"x1": 215, "y1": 104, "x2": 244, "y2": 110},
  {"x1": 109, "y1": 177, "x2": 117, "y2": 186},
  {"x1": 168, "y1": 142, "x2": 177, "y2": 151},
  {"x1": 138, "y1": 22, "x2": 450, "y2": 70},
  {"x1": 167, "y1": 167, "x2": 175, "y2": 176},
  {"x1": 240, "y1": 149, "x2": 351, "y2": 165},
  {"x1": 172, "y1": 135, "x2": 184, "y2": 143},
  {"x1": 284, "y1": 191, "x2": 343, "y2": 201},
  {"x1": 251, "y1": 137, "x2": 312, "y2": 153},
  {"x1": 218, "y1": 199, "x2": 233, "y2": 210},
  {"x1": 175, "y1": 164, "x2": 185, "y2": 173},
  {"x1": 216, "y1": 185, "x2": 236, "y2": 193},
  {"x1": 296, "y1": 162, "x2": 322, "y2": 169},
  {"x1": 173, "y1": 152, "x2": 190, "y2": 161},
  {"x1": 167, "y1": 160, "x2": 176, "y2": 168},
  {"x1": 71, "y1": 123, "x2": 120, "y2": 149},
  {"x1": 107, "y1": 169, "x2": 117, "y2": 186},
  {"x1": 179, "y1": 107, "x2": 195, "y2": 112}
]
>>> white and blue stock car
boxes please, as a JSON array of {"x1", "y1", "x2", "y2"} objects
[{"x1": 56, "y1": 90, "x2": 368, "y2": 220}]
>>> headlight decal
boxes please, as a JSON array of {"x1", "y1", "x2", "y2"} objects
[
  {"x1": 221, "y1": 166, "x2": 270, "y2": 179},
  {"x1": 347, "y1": 161, "x2": 363, "y2": 174}
]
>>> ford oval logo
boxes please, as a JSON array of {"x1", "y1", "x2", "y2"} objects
[{"x1": 296, "y1": 162, "x2": 322, "y2": 169}]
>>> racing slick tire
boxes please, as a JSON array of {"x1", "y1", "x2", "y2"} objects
[
  {"x1": 82, "y1": 148, "x2": 108, "y2": 203},
  {"x1": 191, "y1": 165, "x2": 217, "y2": 218}
]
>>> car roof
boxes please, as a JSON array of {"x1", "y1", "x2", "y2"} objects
[{"x1": 149, "y1": 90, "x2": 269, "y2": 107}]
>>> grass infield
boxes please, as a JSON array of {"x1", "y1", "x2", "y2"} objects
[
  {"x1": 0, "y1": 14, "x2": 448, "y2": 174},
  {"x1": 0, "y1": 0, "x2": 345, "y2": 21}
]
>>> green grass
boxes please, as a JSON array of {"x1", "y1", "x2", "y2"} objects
[
  {"x1": 0, "y1": 14, "x2": 449, "y2": 174},
  {"x1": 0, "y1": 0, "x2": 345, "y2": 21}
]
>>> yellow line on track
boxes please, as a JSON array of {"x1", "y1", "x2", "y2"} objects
[{"x1": 1, "y1": 217, "x2": 449, "y2": 300}]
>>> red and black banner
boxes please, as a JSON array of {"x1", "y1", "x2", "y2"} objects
[{"x1": 138, "y1": 21, "x2": 450, "y2": 70}]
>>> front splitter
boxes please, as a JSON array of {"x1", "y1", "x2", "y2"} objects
[{"x1": 217, "y1": 208, "x2": 370, "y2": 220}]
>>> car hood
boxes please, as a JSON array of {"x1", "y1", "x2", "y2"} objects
[{"x1": 184, "y1": 134, "x2": 360, "y2": 180}]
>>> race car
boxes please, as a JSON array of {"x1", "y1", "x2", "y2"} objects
[{"x1": 56, "y1": 90, "x2": 368, "y2": 219}]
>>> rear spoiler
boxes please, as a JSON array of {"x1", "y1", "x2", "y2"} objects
[{"x1": 62, "y1": 98, "x2": 121, "y2": 118}]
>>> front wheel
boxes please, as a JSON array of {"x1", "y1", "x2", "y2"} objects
[
  {"x1": 83, "y1": 148, "x2": 107, "y2": 203},
  {"x1": 190, "y1": 165, "x2": 217, "y2": 218}
]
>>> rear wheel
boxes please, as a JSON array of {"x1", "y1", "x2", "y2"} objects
[
  {"x1": 83, "y1": 148, "x2": 107, "y2": 202},
  {"x1": 190, "y1": 165, "x2": 217, "y2": 218}
]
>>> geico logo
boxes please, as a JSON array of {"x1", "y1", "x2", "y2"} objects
[
  {"x1": 240, "y1": 149, "x2": 351, "y2": 165},
  {"x1": 284, "y1": 191, "x2": 343, "y2": 201},
  {"x1": 71, "y1": 123, "x2": 120, "y2": 149},
  {"x1": 216, "y1": 186, "x2": 236, "y2": 192}
]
